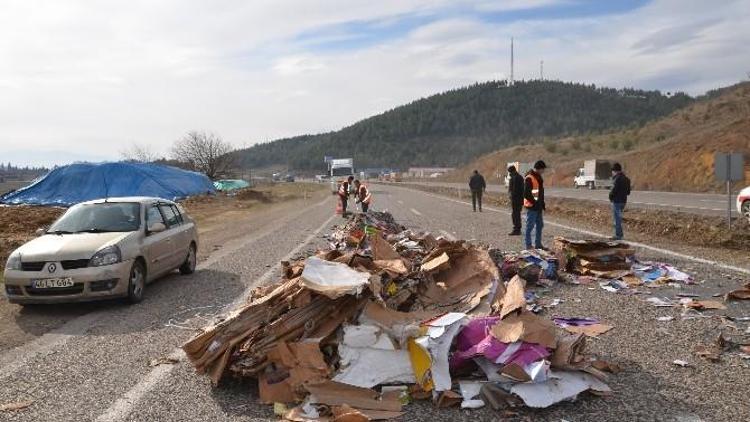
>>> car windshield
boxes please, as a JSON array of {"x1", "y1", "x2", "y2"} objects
[
  {"x1": 331, "y1": 167, "x2": 353, "y2": 177},
  {"x1": 48, "y1": 202, "x2": 141, "y2": 233}
]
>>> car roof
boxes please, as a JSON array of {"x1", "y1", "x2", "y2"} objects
[{"x1": 77, "y1": 197, "x2": 177, "y2": 206}]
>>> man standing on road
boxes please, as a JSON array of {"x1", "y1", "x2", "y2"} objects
[
  {"x1": 507, "y1": 165, "x2": 524, "y2": 235},
  {"x1": 338, "y1": 175, "x2": 354, "y2": 217},
  {"x1": 609, "y1": 163, "x2": 631, "y2": 240},
  {"x1": 469, "y1": 170, "x2": 486, "y2": 212},
  {"x1": 523, "y1": 160, "x2": 547, "y2": 249},
  {"x1": 352, "y1": 179, "x2": 372, "y2": 213}
]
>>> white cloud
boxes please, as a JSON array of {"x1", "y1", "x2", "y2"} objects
[{"x1": 0, "y1": 0, "x2": 748, "y2": 166}]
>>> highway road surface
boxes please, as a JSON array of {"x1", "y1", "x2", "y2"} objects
[
  {"x1": 1, "y1": 184, "x2": 749, "y2": 421},
  {"x1": 404, "y1": 181, "x2": 741, "y2": 217}
]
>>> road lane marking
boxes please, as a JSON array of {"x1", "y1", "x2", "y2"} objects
[
  {"x1": 0, "y1": 196, "x2": 333, "y2": 383},
  {"x1": 406, "y1": 188, "x2": 750, "y2": 276},
  {"x1": 95, "y1": 212, "x2": 338, "y2": 422},
  {"x1": 410, "y1": 208, "x2": 423, "y2": 216}
]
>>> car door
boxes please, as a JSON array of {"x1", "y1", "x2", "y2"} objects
[
  {"x1": 158, "y1": 204, "x2": 186, "y2": 269},
  {"x1": 143, "y1": 204, "x2": 172, "y2": 277}
]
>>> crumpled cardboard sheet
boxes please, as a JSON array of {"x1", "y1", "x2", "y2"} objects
[
  {"x1": 510, "y1": 370, "x2": 611, "y2": 408},
  {"x1": 333, "y1": 325, "x2": 416, "y2": 388},
  {"x1": 259, "y1": 341, "x2": 330, "y2": 403},
  {"x1": 409, "y1": 312, "x2": 468, "y2": 392},
  {"x1": 553, "y1": 237, "x2": 635, "y2": 273},
  {"x1": 419, "y1": 246, "x2": 503, "y2": 314},
  {"x1": 491, "y1": 311, "x2": 558, "y2": 349},
  {"x1": 305, "y1": 381, "x2": 403, "y2": 412},
  {"x1": 301, "y1": 256, "x2": 371, "y2": 299},
  {"x1": 369, "y1": 233, "x2": 400, "y2": 261}
]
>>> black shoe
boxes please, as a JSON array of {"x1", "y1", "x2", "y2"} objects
[
  {"x1": 508, "y1": 231, "x2": 521, "y2": 236},
  {"x1": 609, "y1": 236, "x2": 623, "y2": 241}
]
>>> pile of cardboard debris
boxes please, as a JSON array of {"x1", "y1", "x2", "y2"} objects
[
  {"x1": 553, "y1": 237, "x2": 693, "y2": 289},
  {"x1": 183, "y1": 212, "x2": 613, "y2": 420}
]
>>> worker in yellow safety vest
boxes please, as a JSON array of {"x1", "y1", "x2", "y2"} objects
[
  {"x1": 338, "y1": 175, "x2": 354, "y2": 216},
  {"x1": 523, "y1": 160, "x2": 547, "y2": 250},
  {"x1": 352, "y1": 179, "x2": 372, "y2": 213}
]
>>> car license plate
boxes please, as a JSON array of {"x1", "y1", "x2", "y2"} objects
[{"x1": 33, "y1": 278, "x2": 74, "y2": 289}]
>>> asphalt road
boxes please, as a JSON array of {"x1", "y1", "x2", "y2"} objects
[
  {"x1": 404, "y1": 181, "x2": 741, "y2": 217},
  {"x1": 1, "y1": 184, "x2": 749, "y2": 421}
]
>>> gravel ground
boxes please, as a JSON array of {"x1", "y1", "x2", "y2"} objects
[{"x1": 1, "y1": 184, "x2": 748, "y2": 421}]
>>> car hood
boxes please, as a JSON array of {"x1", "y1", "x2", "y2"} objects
[{"x1": 15, "y1": 232, "x2": 134, "y2": 262}]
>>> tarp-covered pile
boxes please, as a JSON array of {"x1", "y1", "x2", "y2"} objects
[
  {"x1": 183, "y1": 212, "x2": 614, "y2": 420},
  {"x1": 0, "y1": 162, "x2": 215, "y2": 206}
]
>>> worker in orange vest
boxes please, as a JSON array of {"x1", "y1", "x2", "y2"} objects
[
  {"x1": 523, "y1": 160, "x2": 547, "y2": 250},
  {"x1": 352, "y1": 179, "x2": 372, "y2": 213},
  {"x1": 338, "y1": 175, "x2": 354, "y2": 216}
]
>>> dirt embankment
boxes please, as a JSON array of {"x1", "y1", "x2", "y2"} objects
[
  {"x1": 397, "y1": 182, "x2": 750, "y2": 253},
  {"x1": 0, "y1": 206, "x2": 65, "y2": 274},
  {"x1": 443, "y1": 82, "x2": 750, "y2": 193}
]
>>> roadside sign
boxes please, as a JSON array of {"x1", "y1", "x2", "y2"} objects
[
  {"x1": 324, "y1": 156, "x2": 333, "y2": 163},
  {"x1": 714, "y1": 152, "x2": 745, "y2": 229},
  {"x1": 714, "y1": 152, "x2": 744, "y2": 182}
]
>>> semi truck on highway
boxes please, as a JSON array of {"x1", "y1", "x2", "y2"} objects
[
  {"x1": 329, "y1": 158, "x2": 355, "y2": 194},
  {"x1": 574, "y1": 159, "x2": 615, "y2": 190}
]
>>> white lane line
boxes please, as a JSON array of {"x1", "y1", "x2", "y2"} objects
[
  {"x1": 0, "y1": 196, "x2": 332, "y2": 382},
  {"x1": 439, "y1": 230, "x2": 457, "y2": 241},
  {"x1": 410, "y1": 208, "x2": 423, "y2": 216},
  {"x1": 95, "y1": 212, "x2": 338, "y2": 422},
  {"x1": 411, "y1": 189, "x2": 750, "y2": 276}
]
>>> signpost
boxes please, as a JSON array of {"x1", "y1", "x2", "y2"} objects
[{"x1": 714, "y1": 152, "x2": 744, "y2": 229}]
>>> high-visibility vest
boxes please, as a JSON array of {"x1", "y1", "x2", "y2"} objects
[
  {"x1": 338, "y1": 181, "x2": 349, "y2": 197},
  {"x1": 358, "y1": 184, "x2": 372, "y2": 205},
  {"x1": 523, "y1": 173, "x2": 540, "y2": 208}
]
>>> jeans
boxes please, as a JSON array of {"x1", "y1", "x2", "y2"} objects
[
  {"x1": 471, "y1": 190, "x2": 483, "y2": 211},
  {"x1": 525, "y1": 209, "x2": 544, "y2": 249},
  {"x1": 340, "y1": 195, "x2": 348, "y2": 215},
  {"x1": 612, "y1": 202, "x2": 625, "y2": 239},
  {"x1": 361, "y1": 202, "x2": 369, "y2": 213}
]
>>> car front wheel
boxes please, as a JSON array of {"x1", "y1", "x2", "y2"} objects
[
  {"x1": 127, "y1": 260, "x2": 146, "y2": 303},
  {"x1": 742, "y1": 201, "x2": 750, "y2": 224},
  {"x1": 179, "y1": 243, "x2": 197, "y2": 275}
]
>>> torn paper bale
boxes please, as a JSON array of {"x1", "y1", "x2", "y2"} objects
[{"x1": 333, "y1": 325, "x2": 415, "y2": 388}]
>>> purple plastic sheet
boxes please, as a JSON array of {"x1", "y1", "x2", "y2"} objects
[
  {"x1": 450, "y1": 317, "x2": 550, "y2": 371},
  {"x1": 552, "y1": 317, "x2": 599, "y2": 328}
]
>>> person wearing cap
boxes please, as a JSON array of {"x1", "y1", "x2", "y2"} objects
[
  {"x1": 338, "y1": 175, "x2": 354, "y2": 216},
  {"x1": 609, "y1": 162, "x2": 631, "y2": 240},
  {"x1": 523, "y1": 160, "x2": 547, "y2": 249},
  {"x1": 507, "y1": 165, "x2": 524, "y2": 235},
  {"x1": 468, "y1": 170, "x2": 486, "y2": 212}
]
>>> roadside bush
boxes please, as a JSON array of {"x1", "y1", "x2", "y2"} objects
[
  {"x1": 544, "y1": 140, "x2": 558, "y2": 153},
  {"x1": 622, "y1": 139, "x2": 634, "y2": 151},
  {"x1": 570, "y1": 139, "x2": 581, "y2": 150},
  {"x1": 609, "y1": 139, "x2": 620, "y2": 150}
]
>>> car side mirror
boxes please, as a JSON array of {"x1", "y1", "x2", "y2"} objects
[
  {"x1": 35, "y1": 227, "x2": 47, "y2": 236},
  {"x1": 147, "y1": 222, "x2": 166, "y2": 234}
]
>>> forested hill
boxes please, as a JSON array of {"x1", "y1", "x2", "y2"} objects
[{"x1": 232, "y1": 80, "x2": 693, "y2": 171}]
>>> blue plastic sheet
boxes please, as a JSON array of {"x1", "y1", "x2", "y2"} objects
[{"x1": 0, "y1": 162, "x2": 215, "y2": 206}]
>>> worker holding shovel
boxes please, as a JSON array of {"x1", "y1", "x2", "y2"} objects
[{"x1": 353, "y1": 179, "x2": 373, "y2": 213}]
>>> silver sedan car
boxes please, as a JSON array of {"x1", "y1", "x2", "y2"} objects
[{"x1": 3, "y1": 197, "x2": 198, "y2": 304}]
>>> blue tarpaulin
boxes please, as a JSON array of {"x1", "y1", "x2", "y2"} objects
[{"x1": 0, "y1": 162, "x2": 215, "y2": 206}]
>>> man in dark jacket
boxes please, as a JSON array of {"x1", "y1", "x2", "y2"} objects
[
  {"x1": 609, "y1": 162, "x2": 631, "y2": 240},
  {"x1": 468, "y1": 170, "x2": 486, "y2": 212},
  {"x1": 507, "y1": 165, "x2": 524, "y2": 235},
  {"x1": 523, "y1": 160, "x2": 547, "y2": 249}
]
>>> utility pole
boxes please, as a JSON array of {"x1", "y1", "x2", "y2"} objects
[
  {"x1": 540, "y1": 60, "x2": 544, "y2": 80},
  {"x1": 510, "y1": 37, "x2": 514, "y2": 86}
]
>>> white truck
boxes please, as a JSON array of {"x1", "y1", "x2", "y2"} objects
[
  {"x1": 503, "y1": 162, "x2": 534, "y2": 187},
  {"x1": 574, "y1": 159, "x2": 615, "y2": 189},
  {"x1": 329, "y1": 158, "x2": 355, "y2": 194}
]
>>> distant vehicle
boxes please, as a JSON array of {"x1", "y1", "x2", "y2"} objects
[
  {"x1": 3, "y1": 197, "x2": 198, "y2": 305},
  {"x1": 283, "y1": 174, "x2": 295, "y2": 182},
  {"x1": 329, "y1": 158, "x2": 355, "y2": 194},
  {"x1": 503, "y1": 162, "x2": 534, "y2": 187},
  {"x1": 574, "y1": 160, "x2": 615, "y2": 189},
  {"x1": 737, "y1": 186, "x2": 750, "y2": 223},
  {"x1": 315, "y1": 174, "x2": 329, "y2": 182},
  {"x1": 272, "y1": 173, "x2": 282, "y2": 182}
]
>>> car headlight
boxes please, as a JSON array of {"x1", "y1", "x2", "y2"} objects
[
  {"x1": 89, "y1": 245, "x2": 122, "y2": 267},
  {"x1": 5, "y1": 253, "x2": 21, "y2": 271}
]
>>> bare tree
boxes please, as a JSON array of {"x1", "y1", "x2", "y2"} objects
[
  {"x1": 120, "y1": 143, "x2": 159, "y2": 162},
  {"x1": 171, "y1": 131, "x2": 234, "y2": 179}
]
